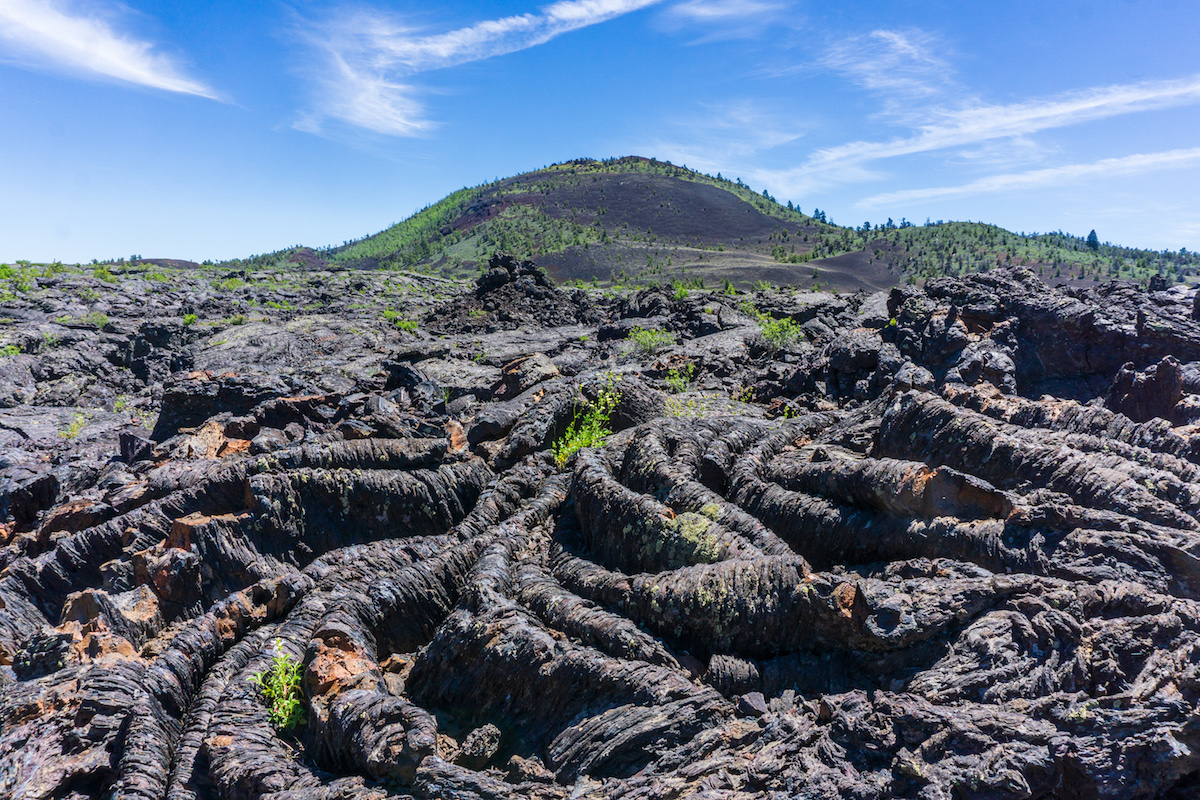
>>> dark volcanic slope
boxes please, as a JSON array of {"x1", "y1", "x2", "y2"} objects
[
  {"x1": 513, "y1": 170, "x2": 786, "y2": 242},
  {"x1": 5, "y1": 258, "x2": 1200, "y2": 799}
]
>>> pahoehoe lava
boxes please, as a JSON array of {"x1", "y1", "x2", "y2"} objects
[{"x1": 4, "y1": 257, "x2": 1200, "y2": 798}]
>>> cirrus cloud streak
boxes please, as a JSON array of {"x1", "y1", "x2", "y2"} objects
[
  {"x1": 0, "y1": 0, "x2": 217, "y2": 98},
  {"x1": 299, "y1": 0, "x2": 666, "y2": 136},
  {"x1": 810, "y1": 74, "x2": 1200, "y2": 172},
  {"x1": 858, "y1": 147, "x2": 1200, "y2": 208}
]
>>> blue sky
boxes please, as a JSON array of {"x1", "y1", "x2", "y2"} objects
[{"x1": 1, "y1": 0, "x2": 1198, "y2": 263}]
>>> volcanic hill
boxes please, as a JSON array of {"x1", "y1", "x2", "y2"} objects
[{"x1": 223, "y1": 156, "x2": 1198, "y2": 292}]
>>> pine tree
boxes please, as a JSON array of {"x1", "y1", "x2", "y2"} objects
[{"x1": 1086, "y1": 230, "x2": 1100, "y2": 251}]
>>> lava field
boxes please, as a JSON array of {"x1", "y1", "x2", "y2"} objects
[{"x1": 3, "y1": 257, "x2": 1200, "y2": 799}]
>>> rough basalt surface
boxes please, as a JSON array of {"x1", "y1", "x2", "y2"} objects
[{"x1": 4, "y1": 259, "x2": 1200, "y2": 798}]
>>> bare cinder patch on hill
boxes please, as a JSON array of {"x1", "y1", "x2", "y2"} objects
[{"x1": 543, "y1": 245, "x2": 902, "y2": 292}]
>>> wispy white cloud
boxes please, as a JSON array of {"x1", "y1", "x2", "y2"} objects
[
  {"x1": 692, "y1": 27, "x2": 1200, "y2": 200},
  {"x1": 0, "y1": 0, "x2": 217, "y2": 98},
  {"x1": 811, "y1": 74, "x2": 1200, "y2": 172},
  {"x1": 740, "y1": 72, "x2": 1200, "y2": 197},
  {"x1": 660, "y1": 0, "x2": 793, "y2": 43},
  {"x1": 632, "y1": 100, "x2": 808, "y2": 176},
  {"x1": 293, "y1": 57, "x2": 427, "y2": 138},
  {"x1": 821, "y1": 29, "x2": 953, "y2": 102},
  {"x1": 656, "y1": 27, "x2": 955, "y2": 197},
  {"x1": 374, "y1": 0, "x2": 664, "y2": 72},
  {"x1": 668, "y1": 0, "x2": 783, "y2": 21},
  {"x1": 300, "y1": 0, "x2": 666, "y2": 136},
  {"x1": 858, "y1": 147, "x2": 1200, "y2": 207},
  {"x1": 951, "y1": 135, "x2": 1052, "y2": 168}
]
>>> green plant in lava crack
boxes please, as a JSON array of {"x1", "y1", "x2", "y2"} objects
[
  {"x1": 183, "y1": 313, "x2": 198, "y2": 326},
  {"x1": 212, "y1": 277, "x2": 245, "y2": 292},
  {"x1": 627, "y1": 326, "x2": 675, "y2": 353},
  {"x1": 1, "y1": 263, "x2": 31, "y2": 294},
  {"x1": 83, "y1": 311, "x2": 108, "y2": 329},
  {"x1": 664, "y1": 362, "x2": 695, "y2": 393},
  {"x1": 553, "y1": 376, "x2": 620, "y2": 466},
  {"x1": 759, "y1": 316, "x2": 802, "y2": 351},
  {"x1": 250, "y1": 640, "x2": 306, "y2": 732},
  {"x1": 382, "y1": 308, "x2": 419, "y2": 331},
  {"x1": 739, "y1": 301, "x2": 802, "y2": 352},
  {"x1": 59, "y1": 412, "x2": 86, "y2": 439}
]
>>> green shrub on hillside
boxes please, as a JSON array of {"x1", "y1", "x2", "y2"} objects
[{"x1": 334, "y1": 187, "x2": 481, "y2": 267}]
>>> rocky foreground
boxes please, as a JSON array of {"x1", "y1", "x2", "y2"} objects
[{"x1": 3, "y1": 257, "x2": 1200, "y2": 799}]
